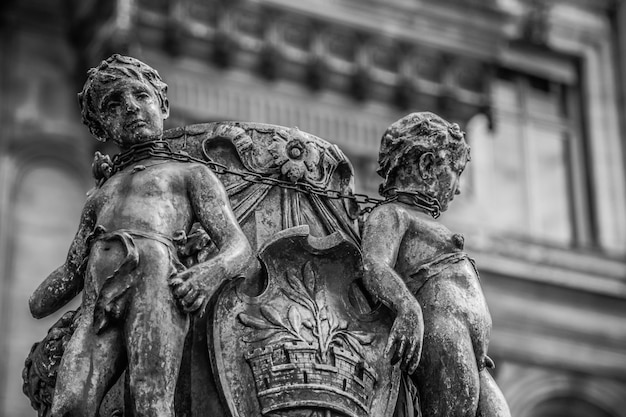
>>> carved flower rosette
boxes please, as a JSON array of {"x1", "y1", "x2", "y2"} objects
[{"x1": 213, "y1": 125, "x2": 339, "y2": 188}]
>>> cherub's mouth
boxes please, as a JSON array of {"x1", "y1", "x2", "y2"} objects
[{"x1": 126, "y1": 119, "x2": 146, "y2": 129}]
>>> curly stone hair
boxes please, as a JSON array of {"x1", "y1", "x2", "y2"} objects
[
  {"x1": 377, "y1": 112, "x2": 470, "y2": 196},
  {"x1": 78, "y1": 54, "x2": 169, "y2": 142}
]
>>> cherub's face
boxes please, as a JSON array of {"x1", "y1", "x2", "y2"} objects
[
  {"x1": 434, "y1": 160, "x2": 465, "y2": 211},
  {"x1": 393, "y1": 145, "x2": 467, "y2": 212},
  {"x1": 97, "y1": 78, "x2": 167, "y2": 148}
]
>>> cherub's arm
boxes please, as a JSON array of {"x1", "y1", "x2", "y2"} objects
[
  {"x1": 169, "y1": 165, "x2": 254, "y2": 313},
  {"x1": 362, "y1": 205, "x2": 418, "y2": 314},
  {"x1": 361, "y1": 205, "x2": 423, "y2": 374},
  {"x1": 29, "y1": 199, "x2": 97, "y2": 318}
]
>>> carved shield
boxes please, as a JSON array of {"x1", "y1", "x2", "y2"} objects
[{"x1": 209, "y1": 226, "x2": 400, "y2": 417}]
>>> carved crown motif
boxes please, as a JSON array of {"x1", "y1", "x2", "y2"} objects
[
  {"x1": 245, "y1": 341, "x2": 377, "y2": 417},
  {"x1": 238, "y1": 260, "x2": 378, "y2": 416}
]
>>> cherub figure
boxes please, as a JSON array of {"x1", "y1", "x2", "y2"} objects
[
  {"x1": 28, "y1": 54, "x2": 253, "y2": 417},
  {"x1": 362, "y1": 112, "x2": 510, "y2": 416}
]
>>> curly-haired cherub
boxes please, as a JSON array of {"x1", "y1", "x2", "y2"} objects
[
  {"x1": 362, "y1": 112, "x2": 510, "y2": 416},
  {"x1": 28, "y1": 54, "x2": 253, "y2": 417}
]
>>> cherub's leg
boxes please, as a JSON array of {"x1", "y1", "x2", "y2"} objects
[
  {"x1": 477, "y1": 370, "x2": 512, "y2": 417},
  {"x1": 51, "y1": 240, "x2": 129, "y2": 417},
  {"x1": 50, "y1": 305, "x2": 126, "y2": 417},
  {"x1": 412, "y1": 313, "x2": 480, "y2": 417},
  {"x1": 124, "y1": 242, "x2": 189, "y2": 417}
]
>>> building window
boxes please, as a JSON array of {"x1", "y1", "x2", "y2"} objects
[{"x1": 486, "y1": 68, "x2": 591, "y2": 247}]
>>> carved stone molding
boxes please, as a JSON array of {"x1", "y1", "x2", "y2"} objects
[{"x1": 67, "y1": 0, "x2": 509, "y2": 122}]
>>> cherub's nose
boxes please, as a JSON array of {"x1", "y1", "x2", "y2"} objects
[{"x1": 125, "y1": 96, "x2": 140, "y2": 113}]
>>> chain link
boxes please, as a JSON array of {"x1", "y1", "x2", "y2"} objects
[{"x1": 110, "y1": 141, "x2": 388, "y2": 212}]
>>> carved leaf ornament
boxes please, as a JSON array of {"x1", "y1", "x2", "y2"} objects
[
  {"x1": 210, "y1": 228, "x2": 400, "y2": 417},
  {"x1": 238, "y1": 261, "x2": 374, "y2": 362}
]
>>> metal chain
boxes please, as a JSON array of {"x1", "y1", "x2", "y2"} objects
[
  {"x1": 110, "y1": 141, "x2": 388, "y2": 213},
  {"x1": 110, "y1": 141, "x2": 443, "y2": 218}
]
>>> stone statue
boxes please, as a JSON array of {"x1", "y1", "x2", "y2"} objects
[
  {"x1": 25, "y1": 54, "x2": 254, "y2": 416},
  {"x1": 23, "y1": 55, "x2": 510, "y2": 417},
  {"x1": 361, "y1": 112, "x2": 511, "y2": 416}
]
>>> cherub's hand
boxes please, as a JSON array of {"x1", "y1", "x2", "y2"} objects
[
  {"x1": 168, "y1": 267, "x2": 208, "y2": 314},
  {"x1": 384, "y1": 300, "x2": 424, "y2": 375}
]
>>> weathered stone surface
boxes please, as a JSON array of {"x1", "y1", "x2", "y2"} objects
[
  {"x1": 23, "y1": 56, "x2": 510, "y2": 417},
  {"x1": 211, "y1": 226, "x2": 399, "y2": 417},
  {"x1": 25, "y1": 54, "x2": 254, "y2": 417},
  {"x1": 361, "y1": 112, "x2": 511, "y2": 416}
]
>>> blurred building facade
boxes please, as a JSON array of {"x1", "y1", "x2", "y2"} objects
[{"x1": 1, "y1": 0, "x2": 626, "y2": 415}]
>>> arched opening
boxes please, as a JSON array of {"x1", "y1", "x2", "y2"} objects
[
  {"x1": 502, "y1": 367, "x2": 626, "y2": 417},
  {"x1": 531, "y1": 396, "x2": 616, "y2": 417}
]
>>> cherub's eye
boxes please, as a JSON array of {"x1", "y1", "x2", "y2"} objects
[
  {"x1": 136, "y1": 91, "x2": 151, "y2": 101},
  {"x1": 105, "y1": 101, "x2": 121, "y2": 111}
]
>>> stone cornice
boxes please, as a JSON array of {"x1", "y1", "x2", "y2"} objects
[
  {"x1": 68, "y1": 0, "x2": 511, "y2": 123},
  {"x1": 469, "y1": 236, "x2": 626, "y2": 299},
  {"x1": 257, "y1": 0, "x2": 510, "y2": 59}
]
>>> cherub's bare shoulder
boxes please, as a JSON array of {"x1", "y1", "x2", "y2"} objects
[
  {"x1": 184, "y1": 162, "x2": 229, "y2": 201},
  {"x1": 84, "y1": 186, "x2": 104, "y2": 210},
  {"x1": 185, "y1": 162, "x2": 220, "y2": 181},
  {"x1": 369, "y1": 202, "x2": 442, "y2": 234},
  {"x1": 365, "y1": 202, "x2": 410, "y2": 233},
  {"x1": 368, "y1": 202, "x2": 404, "y2": 220}
]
